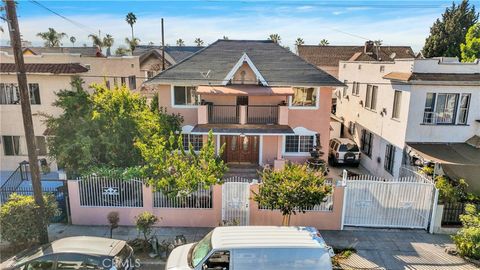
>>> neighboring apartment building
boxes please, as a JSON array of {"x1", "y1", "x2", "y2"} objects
[
  {"x1": 0, "y1": 47, "x2": 145, "y2": 181},
  {"x1": 145, "y1": 40, "x2": 343, "y2": 170},
  {"x1": 335, "y1": 58, "x2": 479, "y2": 188},
  {"x1": 133, "y1": 45, "x2": 203, "y2": 79}
]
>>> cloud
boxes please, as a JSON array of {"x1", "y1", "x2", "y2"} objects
[{"x1": 0, "y1": 10, "x2": 438, "y2": 51}]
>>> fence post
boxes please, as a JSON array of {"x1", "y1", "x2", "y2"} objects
[
  {"x1": 429, "y1": 188, "x2": 439, "y2": 234},
  {"x1": 340, "y1": 176, "x2": 348, "y2": 230}
]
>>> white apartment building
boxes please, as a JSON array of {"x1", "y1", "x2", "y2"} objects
[
  {"x1": 0, "y1": 49, "x2": 145, "y2": 181},
  {"x1": 336, "y1": 58, "x2": 479, "y2": 183}
]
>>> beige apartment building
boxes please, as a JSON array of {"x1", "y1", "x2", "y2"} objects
[{"x1": 0, "y1": 47, "x2": 145, "y2": 180}]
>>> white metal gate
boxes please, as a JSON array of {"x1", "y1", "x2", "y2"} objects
[
  {"x1": 343, "y1": 173, "x2": 437, "y2": 229},
  {"x1": 222, "y1": 180, "x2": 251, "y2": 225}
]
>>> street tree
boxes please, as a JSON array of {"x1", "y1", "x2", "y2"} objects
[
  {"x1": 423, "y1": 0, "x2": 478, "y2": 58},
  {"x1": 36, "y1": 28, "x2": 67, "y2": 47},
  {"x1": 461, "y1": 23, "x2": 480, "y2": 62},
  {"x1": 253, "y1": 164, "x2": 332, "y2": 226}
]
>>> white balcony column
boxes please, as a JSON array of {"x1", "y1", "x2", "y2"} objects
[{"x1": 239, "y1": 105, "x2": 247, "y2": 124}]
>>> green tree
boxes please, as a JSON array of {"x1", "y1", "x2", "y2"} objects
[
  {"x1": 422, "y1": 0, "x2": 478, "y2": 58},
  {"x1": 103, "y1": 34, "x2": 114, "y2": 56},
  {"x1": 295, "y1": 37, "x2": 304, "y2": 54},
  {"x1": 223, "y1": 36, "x2": 229, "y2": 40},
  {"x1": 88, "y1": 33, "x2": 104, "y2": 49},
  {"x1": 452, "y1": 204, "x2": 480, "y2": 259},
  {"x1": 253, "y1": 164, "x2": 331, "y2": 226},
  {"x1": 137, "y1": 131, "x2": 227, "y2": 196},
  {"x1": 36, "y1": 28, "x2": 67, "y2": 47},
  {"x1": 126, "y1": 12, "x2": 137, "y2": 40},
  {"x1": 194, "y1": 38, "x2": 204, "y2": 46},
  {"x1": 115, "y1": 46, "x2": 130, "y2": 56},
  {"x1": 70, "y1": 36, "x2": 76, "y2": 47},
  {"x1": 268, "y1": 33, "x2": 281, "y2": 44},
  {"x1": 319, "y1": 39, "x2": 330, "y2": 46},
  {"x1": 0, "y1": 194, "x2": 59, "y2": 245},
  {"x1": 126, "y1": 37, "x2": 140, "y2": 52},
  {"x1": 176, "y1": 38, "x2": 185, "y2": 46},
  {"x1": 135, "y1": 211, "x2": 159, "y2": 241},
  {"x1": 461, "y1": 23, "x2": 480, "y2": 62},
  {"x1": 45, "y1": 77, "x2": 160, "y2": 176}
]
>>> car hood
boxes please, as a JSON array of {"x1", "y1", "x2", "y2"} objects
[
  {"x1": 0, "y1": 257, "x2": 17, "y2": 270},
  {"x1": 165, "y1": 243, "x2": 195, "y2": 270}
]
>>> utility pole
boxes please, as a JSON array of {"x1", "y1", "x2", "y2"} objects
[
  {"x1": 161, "y1": 18, "x2": 165, "y2": 71},
  {"x1": 4, "y1": 0, "x2": 49, "y2": 244}
]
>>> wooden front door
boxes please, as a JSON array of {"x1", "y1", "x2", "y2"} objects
[{"x1": 222, "y1": 135, "x2": 259, "y2": 164}]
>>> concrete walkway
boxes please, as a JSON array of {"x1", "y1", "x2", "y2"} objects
[
  {"x1": 44, "y1": 225, "x2": 476, "y2": 270},
  {"x1": 322, "y1": 228, "x2": 477, "y2": 270}
]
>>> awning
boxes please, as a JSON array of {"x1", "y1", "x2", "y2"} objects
[
  {"x1": 197, "y1": 85, "x2": 294, "y2": 96},
  {"x1": 191, "y1": 124, "x2": 294, "y2": 135},
  {"x1": 406, "y1": 142, "x2": 480, "y2": 194}
]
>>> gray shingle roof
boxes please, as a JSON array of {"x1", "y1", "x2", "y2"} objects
[
  {"x1": 0, "y1": 63, "x2": 89, "y2": 74},
  {"x1": 147, "y1": 40, "x2": 343, "y2": 87},
  {"x1": 134, "y1": 45, "x2": 203, "y2": 64}
]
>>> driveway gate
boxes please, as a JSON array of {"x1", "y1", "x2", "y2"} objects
[
  {"x1": 342, "y1": 172, "x2": 438, "y2": 230},
  {"x1": 222, "y1": 178, "x2": 251, "y2": 225}
]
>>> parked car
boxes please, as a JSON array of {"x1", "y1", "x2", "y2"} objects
[
  {"x1": 329, "y1": 138, "x2": 361, "y2": 167},
  {"x1": 166, "y1": 226, "x2": 334, "y2": 270},
  {"x1": 0, "y1": 236, "x2": 136, "y2": 270}
]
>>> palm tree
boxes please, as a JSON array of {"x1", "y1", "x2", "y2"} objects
[
  {"x1": 319, "y1": 39, "x2": 330, "y2": 46},
  {"x1": 268, "y1": 34, "x2": 281, "y2": 44},
  {"x1": 125, "y1": 37, "x2": 140, "y2": 52},
  {"x1": 223, "y1": 36, "x2": 229, "y2": 40},
  {"x1": 194, "y1": 38, "x2": 204, "y2": 47},
  {"x1": 36, "y1": 28, "x2": 67, "y2": 47},
  {"x1": 176, "y1": 39, "x2": 185, "y2": 46},
  {"x1": 125, "y1": 12, "x2": 137, "y2": 40},
  {"x1": 88, "y1": 34, "x2": 104, "y2": 49},
  {"x1": 70, "y1": 36, "x2": 76, "y2": 47},
  {"x1": 115, "y1": 46, "x2": 130, "y2": 56},
  {"x1": 295, "y1": 37, "x2": 304, "y2": 54},
  {"x1": 103, "y1": 34, "x2": 114, "y2": 56}
]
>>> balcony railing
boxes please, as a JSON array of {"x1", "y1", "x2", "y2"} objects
[
  {"x1": 208, "y1": 105, "x2": 239, "y2": 124},
  {"x1": 423, "y1": 111, "x2": 455, "y2": 125},
  {"x1": 247, "y1": 105, "x2": 279, "y2": 124}
]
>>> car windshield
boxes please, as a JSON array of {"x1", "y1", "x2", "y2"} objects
[
  {"x1": 13, "y1": 244, "x2": 51, "y2": 266},
  {"x1": 339, "y1": 143, "x2": 359, "y2": 152},
  {"x1": 190, "y1": 231, "x2": 213, "y2": 267}
]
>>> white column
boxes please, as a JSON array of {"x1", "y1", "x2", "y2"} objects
[{"x1": 259, "y1": 135, "x2": 263, "y2": 165}]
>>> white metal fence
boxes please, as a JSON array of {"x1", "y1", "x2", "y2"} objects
[
  {"x1": 78, "y1": 176, "x2": 143, "y2": 207},
  {"x1": 222, "y1": 182, "x2": 250, "y2": 225},
  {"x1": 153, "y1": 186, "x2": 213, "y2": 208},
  {"x1": 342, "y1": 171, "x2": 437, "y2": 229}
]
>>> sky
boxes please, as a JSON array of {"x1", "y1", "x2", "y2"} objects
[{"x1": 1, "y1": 0, "x2": 479, "y2": 52}]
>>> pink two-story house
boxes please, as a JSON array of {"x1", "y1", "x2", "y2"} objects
[{"x1": 145, "y1": 40, "x2": 343, "y2": 171}]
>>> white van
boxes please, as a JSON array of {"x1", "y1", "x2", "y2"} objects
[{"x1": 166, "y1": 226, "x2": 334, "y2": 270}]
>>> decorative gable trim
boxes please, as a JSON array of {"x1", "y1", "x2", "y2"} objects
[{"x1": 222, "y1": 53, "x2": 268, "y2": 86}]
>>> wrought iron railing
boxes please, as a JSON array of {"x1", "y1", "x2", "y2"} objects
[
  {"x1": 247, "y1": 105, "x2": 279, "y2": 124},
  {"x1": 208, "y1": 105, "x2": 239, "y2": 124},
  {"x1": 423, "y1": 111, "x2": 455, "y2": 125},
  {"x1": 153, "y1": 186, "x2": 213, "y2": 208}
]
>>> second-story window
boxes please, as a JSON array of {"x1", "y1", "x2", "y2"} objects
[
  {"x1": 291, "y1": 87, "x2": 317, "y2": 107},
  {"x1": 365, "y1": 84, "x2": 377, "y2": 110},
  {"x1": 392, "y1": 90, "x2": 402, "y2": 119},
  {"x1": 423, "y1": 93, "x2": 468, "y2": 125},
  {"x1": 173, "y1": 86, "x2": 199, "y2": 106},
  {"x1": 0, "y1": 83, "x2": 40, "y2": 105},
  {"x1": 457, "y1": 94, "x2": 471, "y2": 125}
]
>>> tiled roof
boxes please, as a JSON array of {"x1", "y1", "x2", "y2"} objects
[
  {"x1": 0, "y1": 46, "x2": 101, "y2": 57},
  {"x1": 147, "y1": 40, "x2": 343, "y2": 87},
  {"x1": 298, "y1": 45, "x2": 415, "y2": 67},
  {"x1": 0, "y1": 63, "x2": 89, "y2": 74}
]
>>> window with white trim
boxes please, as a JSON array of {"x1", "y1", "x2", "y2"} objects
[
  {"x1": 173, "y1": 86, "x2": 199, "y2": 106},
  {"x1": 457, "y1": 93, "x2": 470, "y2": 125},
  {"x1": 291, "y1": 87, "x2": 317, "y2": 107},
  {"x1": 384, "y1": 144, "x2": 395, "y2": 174},
  {"x1": 423, "y1": 93, "x2": 470, "y2": 125},
  {"x1": 182, "y1": 134, "x2": 203, "y2": 151},
  {"x1": 285, "y1": 135, "x2": 314, "y2": 153},
  {"x1": 392, "y1": 90, "x2": 402, "y2": 119},
  {"x1": 0, "y1": 83, "x2": 41, "y2": 105},
  {"x1": 365, "y1": 84, "x2": 377, "y2": 110}
]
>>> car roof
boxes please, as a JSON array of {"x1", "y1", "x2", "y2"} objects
[
  {"x1": 49, "y1": 236, "x2": 126, "y2": 256},
  {"x1": 211, "y1": 226, "x2": 328, "y2": 250},
  {"x1": 331, "y1": 137, "x2": 356, "y2": 144}
]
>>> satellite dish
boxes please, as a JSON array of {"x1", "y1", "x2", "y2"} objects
[{"x1": 389, "y1": 52, "x2": 397, "y2": 59}]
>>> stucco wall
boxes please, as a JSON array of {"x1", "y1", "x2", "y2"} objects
[{"x1": 262, "y1": 136, "x2": 279, "y2": 165}]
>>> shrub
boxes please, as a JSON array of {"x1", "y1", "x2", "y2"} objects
[
  {"x1": 452, "y1": 204, "x2": 480, "y2": 259},
  {"x1": 435, "y1": 176, "x2": 468, "y2": 203},
  {"x1": 0, "y1": 193, "x2": 59, "y2": 244},
  {"x1": 135, "y1": 211, "x2": 159, "y2": 241}
]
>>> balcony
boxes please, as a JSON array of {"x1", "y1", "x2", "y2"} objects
[{"x1": 198, "y1": 105, "x2": 288, "y2": 125}]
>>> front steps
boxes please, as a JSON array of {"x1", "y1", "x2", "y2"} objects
[{"x1": 223, "y1": 164, "x2": 261, "y2": 180}]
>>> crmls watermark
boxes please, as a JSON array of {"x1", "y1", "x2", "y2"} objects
[{"x1": 102, "y1": 258, "x2": 141, "y2": 269}]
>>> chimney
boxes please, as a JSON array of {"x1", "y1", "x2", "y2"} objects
[{"x1": 364, "y1": 40, "x2": 374, "y2": 54}]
